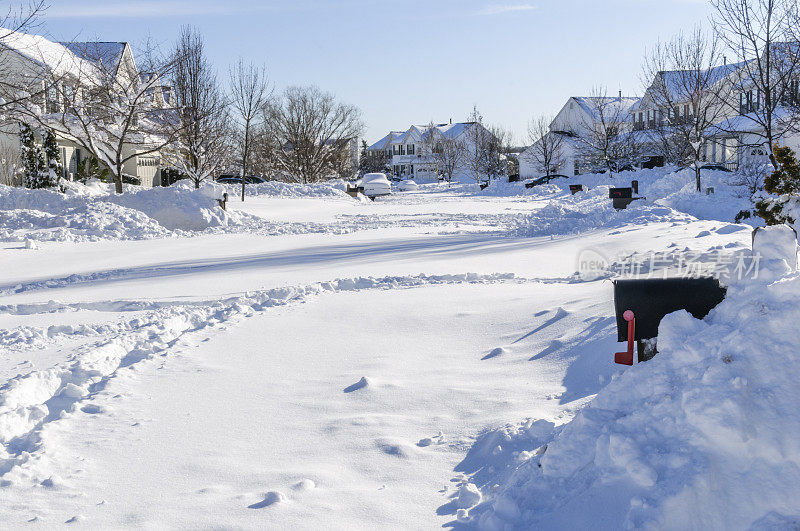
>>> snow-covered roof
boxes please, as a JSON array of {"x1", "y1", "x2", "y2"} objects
[
  {"x1": 60, "y1": 41, "x2": 126, "y2": 75},
  {"x1": 632, "y1": 61, "x2": 746, "y2": 112},
  {"x1": 370, "y1": 122, "x2": 478, "y2": 149},
  {"x1": 573, "y1": 96, "x2": 640, "y2": 121},
  {"x1": 367, "y1": 131, "x2": 404, "y2": 151},
  {"x1": 0, "y1": 27, "x2": 96, "y2": 78}
]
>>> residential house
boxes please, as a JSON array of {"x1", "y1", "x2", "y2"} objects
[
  {"x1": 0, "y1": 30, "x2": 172, "y2": 187},
  {"x1": 366, "y1": 121, "x2": 498, "y2": 182},
  {"x1": 631, "y1": 61, "x2": 744, "y2": 169},
  {"x1": 519, "y1": 94, "x2": 639, "y2": 178},
  {"x1": 633, "y1": 53, "x2": 800, "y2": 171}
]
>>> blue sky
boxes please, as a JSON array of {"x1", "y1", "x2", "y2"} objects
[{"x1": 43, "y1": 0, "x2": 712, "y2": 144}]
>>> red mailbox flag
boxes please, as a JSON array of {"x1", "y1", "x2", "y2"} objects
[{"x1": 615, "y1": 310, "x2": 635, "y2": 366}]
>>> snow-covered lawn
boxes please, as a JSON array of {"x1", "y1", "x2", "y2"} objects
[{"x1": 2, "y1": 171, "x2": 793, "y2": 528}]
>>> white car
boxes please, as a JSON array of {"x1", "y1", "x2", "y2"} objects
[
  {"x1": 397, "y1": 179, "x2": 419, "y2": 191},
  {"x1": 358, "y1": 173, "x2": 392, "y2": 198}
]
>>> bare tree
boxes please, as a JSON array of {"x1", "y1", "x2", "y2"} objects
[
  {"x1": 431, "y1": 132, "x2": 466, "y2": 184},
  {"x1": 463, "y1": 106, "x2": 500, "y2": 183},
  {"x1": 524, "y1": 115, "x2": 565, "y2": 176},
  {"x1": 485, "y1": 123, "x2": 510, "y2": 179},
  {"x1": 262, "y1": 85, "x2": 363, "y2": 184},
  {"x1": 164, "y1": 26, "x2": 230, "y2": 188},
  {"x1": 643, "y1": 27, "x2": 731, "y2": 191},
  {"x1": 576, "y1": 87, "x2": 634, "y2": 176},
  {"x1": 13, "y1": 40, "x2": 181, "y2": 193},
  {"x1": 727, "y1": 148, "x2": 770, "y2": 197},
  {"x1": 0, "y1": 0, "x2": 48, "y2": 114},
  {"x1": 711, "y1": 0, "x2": 800, "y2": 169},
  {"x1": 229, "y1": 59, "x2": 269, "y2": 199}
]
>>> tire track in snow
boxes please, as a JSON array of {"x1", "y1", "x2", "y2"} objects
[{"x1": 0, "y1": 272, "x2": 544, "y2": 483}]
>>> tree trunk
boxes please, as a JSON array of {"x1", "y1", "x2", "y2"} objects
[
  {"x1": 695, "y1": 165, "x2": 701, "y2": 192},
  {"x1": 241, "y1": 126, "x2": 249, "y2": 202},
  {"x1": 114, "y1": 174, "x2": 123, "y2": 194}
]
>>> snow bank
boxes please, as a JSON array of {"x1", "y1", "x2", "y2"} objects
[
  {"x1": 511, "y1": 187, "x2": 693, "y2": 237},
  {"x1": 480, "y1": 167, "x2": 758, "y2": 225},
  {"x1": 469, "y1": 261, "x2": 800, "y2": 529},
  {"x1": 0, "y1": 181, "x2": 243, "y2": 242},
  {"x1": 222, "y1": 179, "x2": 350, "y2": 199}
]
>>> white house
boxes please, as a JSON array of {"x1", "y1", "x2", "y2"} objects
[
  {"x1": 632, "y1": 52, "x2": 800, "y2": 170},
  {"x1": 367, "y1": 121, "x2": 498, "y2": 182},
  {"x1": 0, "y1": 30, "x2": 173, "y2": 187},
  {"x1": 519, "y1": 94, "x2": 640, "y2": 178}
]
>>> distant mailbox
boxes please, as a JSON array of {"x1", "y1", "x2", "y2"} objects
[
  {"x1": 609, "y1": 187, "x2": 633, "y2": 199},
  {"x1": 569, "y1": 184, "x2": 583, "y2": 194}
]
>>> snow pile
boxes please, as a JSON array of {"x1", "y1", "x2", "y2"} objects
[
  {"x1": 105, "y1": 181, "x2": 233, "y2": 231},
  {"x1": 224, "y1": 179, "x2": 350, "y2": 199},
  {"x1": 511, "y1": 187, "x2": 692, "y2": 237},
  {"x1": 479, "y1": 167, "x2": 757, "y2": 224},
  {"x1": 469, "y1": 258, "x2": 800, "y2": 529},
  {"x1": 0, "y1": 181, "x2": 242, "y2": 242}
]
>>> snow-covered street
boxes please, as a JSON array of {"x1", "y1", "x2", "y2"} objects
[{"x1": 0, "y1": 174, "x2": 763, "y2": 528}]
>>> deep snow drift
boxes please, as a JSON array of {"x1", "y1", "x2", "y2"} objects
[
  {"x1": 0, "y1": 180, "x2": 242, "y2": 242},
  {"x1": 462, "y1": 242, "x2": 800, "y2": 530}
]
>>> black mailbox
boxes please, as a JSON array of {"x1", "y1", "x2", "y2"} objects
[
  {"x1": 569, "y1": 184, "x2": 583, "y2": 194},
  {"x1": 609, "y1": 187, "x2": 633, "y2": 199},
  {"x1": 613, "y1": 277, "x2": 726, "y2": 342}
]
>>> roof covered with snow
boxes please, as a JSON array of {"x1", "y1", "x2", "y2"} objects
[
  {"x1": 370, "y1": 122, "x2": 479, "y2": 149},
  {"x1": 632, "y1": 61, "x2": 747, "y2": 111},
  {"x1": 367, "y1": 131, "x2": 405, "y2": 151},
  {"x1": 0, "y1": 27, "x2": 96, "y2": 78},
  {"x1": 60, "y1": 42, "x2": 127, "y2": 75},
  {"x1": 573, "y1": 96, "x2": 640, "y2": 122}
]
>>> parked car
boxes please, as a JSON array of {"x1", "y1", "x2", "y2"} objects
[
  {"x1": 357, "y1": 173, "x2": 392, "y2": 198},
  {"x1": 216, "y1": 175, "x2": 266, "y2": 184},
  {"x1": 397, "y1": 179, "x2": 419, "y2": 192},
  {"x1": 525, "y1": 174, "x2": 569, "y2": 188}
]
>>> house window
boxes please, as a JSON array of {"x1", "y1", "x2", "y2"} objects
[
  {"x1": 740, "y1": 89, "x2": 761, "y2": 115},
  {"x1": 724, "y1": 137, "x2": 738, "y2": 162},
  {"x1": 46, "y1": 85, "x2": 60, "y2": 114},
  {"x1": 409, "y1": 164, "x2": 414, "y2": 174},
  {"x1": 407, "y1": 144, "x2": 415, "y2": 155}
]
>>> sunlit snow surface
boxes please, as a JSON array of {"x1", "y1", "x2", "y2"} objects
[{"x1": 1, "y1": 169, "x2": 788, "y2": 529}]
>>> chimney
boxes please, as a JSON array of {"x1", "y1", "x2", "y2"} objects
[
  {"x1": 724, "y1": 55, "x2": 727, "y2": 65},
  {"x1": 618, "y1": 90, "x2": 622, "y2": 101},
  {"x1": 450, "y1": 117, "x2": 452, "y2": 124}
]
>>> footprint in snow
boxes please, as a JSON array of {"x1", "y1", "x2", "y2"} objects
[
  {"x1": 81, "y1": 404, "x2": 106, "y2": 414},
  {"x1": 482, "y1": 347, "x2": 507, "y2": 360},
  {"x1": 292, "y1": 479, "x2": 316, "y2": 491},
  {"x1": 343, "y1": 376, "x2": 371, "y2": 393},
  {"x1": 248, "y1": 491, "x2": 286, "y2": 509},
  {"x1": 376, "y1": 438, "x2": 414, "y2": 458}
]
